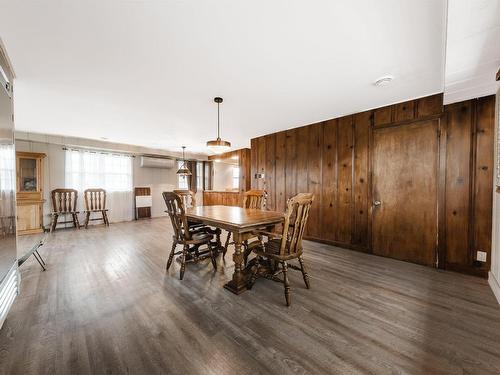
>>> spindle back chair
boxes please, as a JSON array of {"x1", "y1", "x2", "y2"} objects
[
  {"x1": 248, "y1": 193, "x2": 314, "y2": 306},
  {"x1": 83, "y1": 188, "x2": 109, "y2": 228},
  {"x1": 173, "y1": 189, "x2": 197, "y2": 208},
  {"x1": 163, "y1": 192, "x2": 217, "y2": 280},
  {"x1": 242, "y1": 189, "x2": 266, "y2": 209},
  {"x1": 50, "y1": 188, "x2": 80, "y2": 231},
  {"x1": 223, "y1": 189, "x2": 267, "y2": 260}
]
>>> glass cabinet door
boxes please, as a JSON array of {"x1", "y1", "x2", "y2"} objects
[{"x1": 19, "y1": 157, "x2": 38, "y2": 192}]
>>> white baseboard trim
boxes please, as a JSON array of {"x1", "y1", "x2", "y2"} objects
[
  {"x1": 0, "y1": 263, "x2": 19, "y2": 330},
  {"x1": 489, "y1": 271, "x2": 500, "y2": 305}
]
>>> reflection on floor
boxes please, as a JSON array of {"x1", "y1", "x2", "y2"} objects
[{"x1": 0, "y1": 218, "x2": 499, "y2": 374}]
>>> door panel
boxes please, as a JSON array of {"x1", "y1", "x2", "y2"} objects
[{"x1": 372, "y1": 120, "x2": 439, "y2": 266}]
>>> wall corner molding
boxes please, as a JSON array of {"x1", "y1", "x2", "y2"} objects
[{"x1": 488, "y1": 272, "x2": 500, "y2": 305}]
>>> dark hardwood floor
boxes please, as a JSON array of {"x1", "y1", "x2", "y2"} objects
[{"x1": 1, "y1": 218, "x2": 499, "y2": 374}]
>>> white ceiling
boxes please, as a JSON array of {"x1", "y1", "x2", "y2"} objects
[
  {"x1": 445, "y1": 0, "x2": 500, "y2": 104},
  {"x1": 0, "y1": 1, "x2": 447, "y2": 153}
]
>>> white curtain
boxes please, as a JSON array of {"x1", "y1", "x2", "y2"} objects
[
  {"x1": 65, "y1": 149, "x2": 134, "y2": 223},
  {"x1": 0, "y1": 145, "x2": 15, "y2": 230}
]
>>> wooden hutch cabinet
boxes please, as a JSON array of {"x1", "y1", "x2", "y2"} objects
[{"x1": 16, "y1": 151, "x2": 46, "y2": 235}]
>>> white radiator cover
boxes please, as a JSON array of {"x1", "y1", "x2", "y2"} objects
[{"x1": 0, "y1": 264, "x2": 19, "y2": 329}]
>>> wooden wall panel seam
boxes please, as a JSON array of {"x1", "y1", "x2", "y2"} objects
[
  {"x1": 437, "y1": 117, "x2": 448, "y2": 269},
  {"x1": 468, "y1": 100, "x2": 477, "y2": 266}
]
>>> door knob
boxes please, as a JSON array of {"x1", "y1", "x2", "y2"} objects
[{"x1": 373, "y1": 200, "x2": 381, "y2": 207}]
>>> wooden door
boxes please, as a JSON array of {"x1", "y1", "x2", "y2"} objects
[{"x1": 372, "y1": 120, "x2": 439, "y2": 266}]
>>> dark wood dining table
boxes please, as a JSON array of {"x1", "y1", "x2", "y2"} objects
[{"x1": 186, "y1": 205, "x2": 284, "y2": 294}]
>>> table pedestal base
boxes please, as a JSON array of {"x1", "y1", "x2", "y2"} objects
[{"x1": 223, "y1": 280, "x2": 248, "y2": 294}]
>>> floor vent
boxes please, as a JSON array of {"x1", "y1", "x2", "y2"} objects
[{"x1": 0, "y1": 264, "x2": 18, "y2": 329}]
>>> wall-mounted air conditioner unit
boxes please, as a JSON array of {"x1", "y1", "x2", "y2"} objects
[{"x1": 140, "y1": 156, "x2": 175, "y2": 169}]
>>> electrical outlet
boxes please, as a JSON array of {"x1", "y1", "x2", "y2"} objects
[{"x1": 477, "y1": 251, "x2": 487, "y2": 262}]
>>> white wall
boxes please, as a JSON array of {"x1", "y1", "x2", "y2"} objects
[
  {"x1": 490, "y1": 86, "x2": 500, "y2": 305},
  {"x1": 133, "y1": 157, "x2": 177, "y2": 218},
  {"x1": 15, "y1": 133, "x2": 207, "y2": 226}
]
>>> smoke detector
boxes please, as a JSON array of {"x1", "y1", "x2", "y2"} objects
[{"x1": 374, "y1": 75, "x2": 394, "y2": 87}]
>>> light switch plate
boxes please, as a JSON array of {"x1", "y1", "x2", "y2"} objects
[{"x1": 477, "y1": 251, "x2": 487, "y2": 262}]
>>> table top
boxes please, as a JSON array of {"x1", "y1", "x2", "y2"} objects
[{"x1": 186, "y1": 205, "x2": 283, "y2": 231}]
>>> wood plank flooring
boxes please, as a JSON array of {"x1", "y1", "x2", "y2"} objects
[{"x1": 1, "y1": 218, "x2": 499, "y2": 374}]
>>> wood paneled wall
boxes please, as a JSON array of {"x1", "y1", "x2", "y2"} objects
[
  {"x1": 444, "y1": 97, "x2": 495, "y2": 276},
  {"x1": 251, "y1": 93, "x2": 495, "y2": 276},
  {"x1": 202, "y1": 191, "x2": 241, "y2": 206}
]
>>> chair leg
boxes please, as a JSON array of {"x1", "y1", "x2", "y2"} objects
[
  {"x1": 103, "y1": 211, "x2": 110, "y2": 226},
  {"x1": 179, "y1": 245, "x2": 188, "y2": 280},
  {"x1": 215, "y1": 228, "x2": 221, "y2": 250},
  {"x1": 193, "y1": 244, "x2": 200, "y2": 260},
  {"x1": 243, "y1": 240, "x2": 250, "y2": 266},
  {"x1": 209, "y1": 242, "x2": 217, "y2": 271},
  {"x1": 248, "y1": 256, "x2": 260, "y2": 290},
  {"x1": 85, "y1": 212, "x2": 90, "y2": 229},
  {"x1": 298, "y1": 255, "x2": 310, "y2": 289},
  {"x1": 74, "y1": 213, "x2": 81, "y2": 229},
  {"x1": 223, "y1": 232, "x2": 231, "y2": 258},
  {"x1": 282, "y1": 261, "x2": 291, "y2": 306},
  {"x1": 50, "y1": 214, "x2": 58, "y2": 232},
  {"x1": 166, "y1": 240, "x2": 176, "y2": 270}
]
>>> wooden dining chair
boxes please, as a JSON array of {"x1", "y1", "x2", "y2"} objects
[
  {"x1": 173, "y1": 189, "x2": 222, "y2": 249},
  {"x1": 247, "y1": 193, "x2": 314, "y2": 306},
  {"x1": 173, "y1": 189, "x2": 202, "y2": 228},
  {"x1": 173, "y1": 189, "x2": 197, "y2": 208},
  {"x1": 223, "y1": 189, "x2": 266, "y2": 262},
  {"x1": 83, "y1": 188, "x2": 109, "y2": 228},
  {"x1": 163, "y1": 192, "x2": 217, "y2": 280},
  {"x1": 50, "y1": 188, "x2": 80, "y2": 231}
]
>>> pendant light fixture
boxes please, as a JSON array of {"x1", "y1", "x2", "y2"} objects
[
  {"x1": 176, "y1": 146, "x2": 192, "y2": 176},
  {"x1": 207, "y1": 97, "x2": 231, "y2": 154}
]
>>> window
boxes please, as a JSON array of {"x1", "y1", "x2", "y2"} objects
[
  {"x1": 196, "y1": 162, "x2": 203, "y2": 190},
  {"x1": 232, "y1": 166, "x2": 239, "y2": 189},
  {"x1": 65, "y1": 149, "x2": 133, "y2": 192},
  {"x1": 65, "y1": 149, "x2": 133, "y2": 222},
  {"x1": 204, "y1": 161, "x2": 212, "y2": 190},
  {"x1": 177, "y1": 160, "x2": 189, "y2": 189}
]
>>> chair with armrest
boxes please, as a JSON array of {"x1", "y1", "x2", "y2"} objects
[
  {"x1": 247, "y1": 193, "x2": 314, "y2": 306},
  {"x1": 173, "y1": 189, "x2": 203, "y2": 229},
  {"x1": 173, "y1": 189, "x2": 197, "y2": 208},
  {"x1": 173, "y1": 189, "x2": 222, "y2": 252},
  {"x1": 163, "y1": 192, "x2": 217, "y2": 280}
]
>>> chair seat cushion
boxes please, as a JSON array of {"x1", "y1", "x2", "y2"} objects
[{"x1": 84, "y1": 209, "x2": 108, "y2": 212}]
